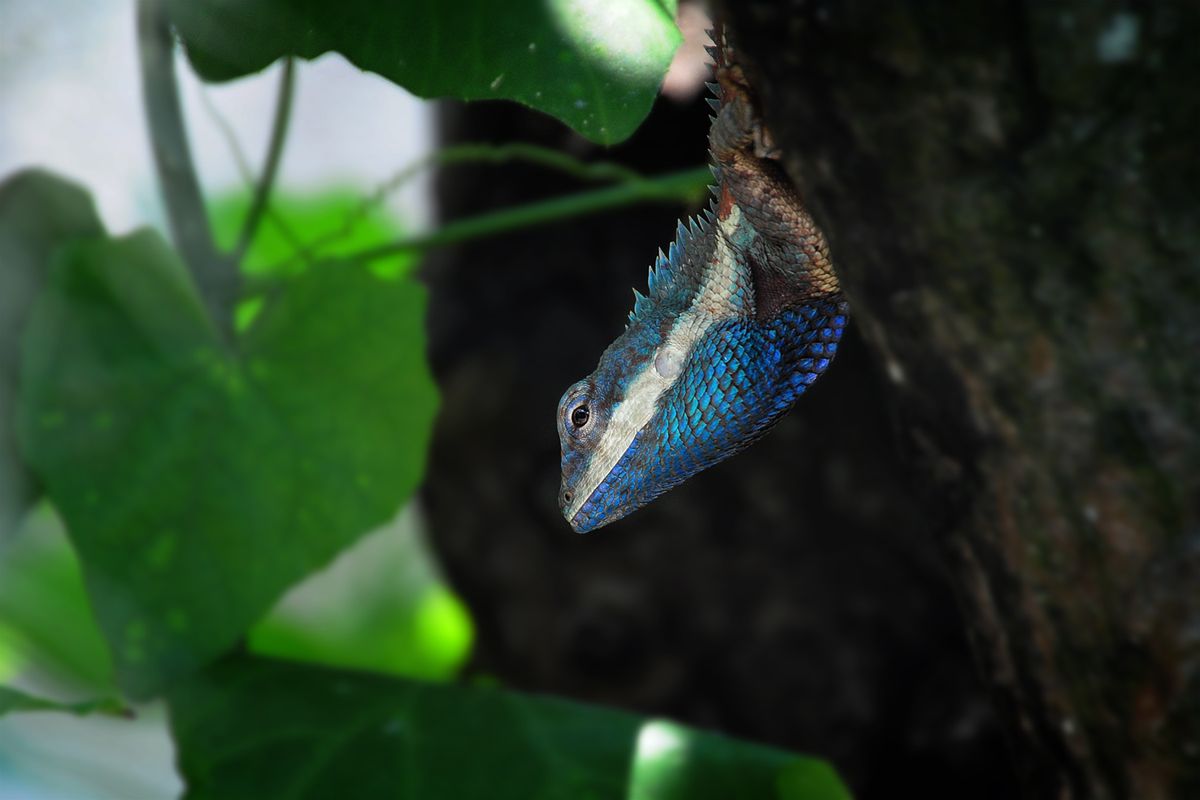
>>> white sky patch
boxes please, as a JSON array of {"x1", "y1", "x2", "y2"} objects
[
  {"x1": 0, "y1": 0, "x2": 432, "y2": 234},
  {"x1": 566, "y1": 208, "x2": 750, "y2": 521}
]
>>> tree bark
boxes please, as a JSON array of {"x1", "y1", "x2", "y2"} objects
[
  {"x1": 422, "y1": 87, "x2": 1016, "y2": 800},
  {"x1": 721, "y1": 1, "x2": 1200, "y2": 796}
]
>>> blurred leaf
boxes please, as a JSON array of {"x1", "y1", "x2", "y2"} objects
[
  {"x1": 0, "y1": 170, "x2": 104, "y2": 538},
  {"x1": 208, "y1": 189, "x2": 414, "y2": 281},
  {"x1": 247, "y1": 515, "x2": 473, "y2": 682},
  {"x1": 170, "y1": 655, "x2": 851, "y2": 800},
  {"x1": 0, "y1": 685, "x2": 128, "y2": 718},
  {"x1": 249, "y1": 584, "x2": 473, "y2": 681},
  {"x1": 165, "y1": 0, "x2": 682, "y2": 145},
  {"x1": 18, "y1": 230, "x2": 438, "y2": 699},
  {"x1": 0, "y1": 506, "x2": 114, "y2": 689}
]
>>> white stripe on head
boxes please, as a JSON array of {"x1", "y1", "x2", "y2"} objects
[{"x1": 565, "y1": 208, "x2": 752, "y2": 521}]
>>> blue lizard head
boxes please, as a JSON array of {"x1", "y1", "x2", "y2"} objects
[{"x1": 556, "y1": 216, "x2": 847, "y2": 533}]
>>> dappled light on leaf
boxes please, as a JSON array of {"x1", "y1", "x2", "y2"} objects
[
  {"x1": 544, "y1": 0, "x2": 680, "y2": 141},
  {"x1": 166, "y1": 0, "x2": 682, "y2": 144},
  {"x1": 627, "y1": 719, "x2": 852, "y2": 800},
  {"x1": 410, "y1": 585, "x2": 474, "y2": 675},
  {"x1": 168, "y1": 656, "x2": 851, "y2": 800},
  {"x1": 629, "y1": 720, "x2": 691, "y2": 798}
]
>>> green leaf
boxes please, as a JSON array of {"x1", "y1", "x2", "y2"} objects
[
  {"x1": 0, "y1": 684, "x2": 128, "y2": 718},
  {"x1": 165, "y1": 0, "x2": 682, "y2": 145},
  {"x1": 0, "y1": 170, "x2": 105, "y2": 537},
  {"x1": 169, "y1": 656, "x2": 851, "y2": 800},
  {"x1": 18, "y1": 230, "x2": 438, "y2": 699},
  {"x1": 0, "y1": 505, "x2": 114, "y2": 689}
]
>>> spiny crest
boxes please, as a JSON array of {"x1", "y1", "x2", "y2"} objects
[
  {"x1": 624, "y1": 27, "x2": 726, "y2": 326},
  {"x1": 627, "y1": 214, "x2": 712, "y2": 324},
  {"x1": 703, "y1": 27, "x2": 725, "y2": 111}
]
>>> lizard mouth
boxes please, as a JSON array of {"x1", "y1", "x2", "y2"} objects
[
  {"x1": 564, "y1": 486, "x2": 611, "y2": 534},
  {"x1": 566, "y1": 497, "x2": 598, "y2": 534}
]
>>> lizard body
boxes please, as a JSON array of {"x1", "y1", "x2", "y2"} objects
[{"x1": 557, "y1": 28, "x2": 847, "y2": 533}]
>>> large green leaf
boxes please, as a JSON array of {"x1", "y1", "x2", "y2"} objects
[
  {"x1": 165, "y1": 0, "x2": 681, "y2": 145},
  {"x1": 170, "y1": 656, "x2": 851, "y2": 800},
  {"x1": 0, "y1": 170, "x2": 105, "y2": 537},
  {"x1": 18, "y1": 230, "x2": 438, "y2": 699}
]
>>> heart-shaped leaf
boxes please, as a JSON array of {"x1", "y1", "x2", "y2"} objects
[
  {"x1": 165, "y1": 0, "x2": 682, "y2": 145},
  {"x1": 169, "y1": 655, "x2": 852, "y2": 800},
  {"x1": 18, "y1": 230, "x2": 437, "y2": 698},
  {"x1": 0, "y1": 170, "x2": 104, "y2": 537}
]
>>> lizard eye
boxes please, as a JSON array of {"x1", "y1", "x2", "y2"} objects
[
  {"x1": 570, "y1": 404, "x2": 590, "y2": 428},
  {"x1": 558, "y1": 381, "x2": 594, "y2": 438}
]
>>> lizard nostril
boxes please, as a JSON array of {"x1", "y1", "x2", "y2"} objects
[{"x1": 563, "y1": 490, "x2": 573, "y2": 503}]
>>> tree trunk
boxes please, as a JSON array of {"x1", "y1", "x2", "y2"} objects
[
  {"x1": 422, "y1": 83, "x2": 1016, "y2": 800},
  {"x1": 721, "y1": 1, "x2": 1200, "y2": 797}
]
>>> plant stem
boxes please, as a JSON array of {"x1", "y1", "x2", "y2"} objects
[
  {"x1": 343, "y1": 165, "x2": 712, "y2": 266},
  {"x1": 195, "y1": 82, "x2": 311, "y2": 260},
  {"x1": 234, "y1": 58, "x2": 295, "y2": 262},
  {"x1": 271, "y1": 143, "x2": 673, "y2": 271},
  {"x1": 136, "y1": 0, "x2": 238, "y2": 332}
]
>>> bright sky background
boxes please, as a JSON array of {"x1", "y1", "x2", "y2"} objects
[{"x1": 0, "y1": 0, "x2": 434, "y2": 236}]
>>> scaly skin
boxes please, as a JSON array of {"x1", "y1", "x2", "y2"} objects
[{"x1": 557, "y1": 28, "x2": 847, "y2": 533}]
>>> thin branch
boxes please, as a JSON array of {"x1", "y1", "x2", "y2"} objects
[
  {"x1": 234, "y1": 58, "x2": 296, "y2": 261},
  {"x1": 245, "y1": 165, "x2": 712, "y2": 292},
  {"x1": 136, "y1": 0, "x2": 238, "y2": 332},
  {"x1": 430, "y1": 142, "x2": 647, "y2": 184},
  {"x1": 195, "y1": 84, "x2": 255, "y2": 181},
  {"x1": 273, "y1": 144, "x2": 689, "y2": 272},
  {"x1": 350, "y1": 166, "x2": 712, "y2": 263},
  {"x1": 195, "y1": 83, "x2": 310, "y2": 259}
]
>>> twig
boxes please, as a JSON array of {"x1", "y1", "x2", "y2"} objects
[
  {"x1": 271, "y1": 145, "x2": 697, "y2": 273},
  {"x1": 136, "y1": 0, "x2": 238, "y2": 333},
  {"x1": 243, "y1": 165, "x2": 711, "y2": 292},
  {"x1": 194, "y1": 83, "x2": 309, "y2": 259},
  {"x1": 234, "y1": 58, "x2": 296, "y2": 262}
]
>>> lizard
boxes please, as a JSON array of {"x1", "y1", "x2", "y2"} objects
[{"x1": 556, "y1": 25, "x2": 848, "y2": 533}]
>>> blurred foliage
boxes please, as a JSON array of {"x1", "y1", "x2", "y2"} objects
[
  {"x1": 165, "y1": 0, "x2": 681, "y2": 145},
  {"x1": 0, "y1": 506, "x2": 113, "y2": 690},
  {"x1": 15, "y1": 176, "x2": 438, "y2": 699},
  {"x1": 208, "y1": 189, "x2": 412, "y2": 281},
  {"x1": 171, "y1": 656, "x2": 851, "y2": 800},
  {"x1": 250, "y1": 582, "x2": 471, "y2": 681},
  {"x1": 248, "y1": 511, "x2": 473, "y2": 682},
  {"x1": 0, "y1": 171, "x2": 104, "y2": 538}
]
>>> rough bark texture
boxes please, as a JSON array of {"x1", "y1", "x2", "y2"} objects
[
  {"x1": 720, "y1": 1, "x2": 1199, "y2": 797},
  {"x1": 422, "y1": 96, "x2": 1015, "y2": 800}
]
